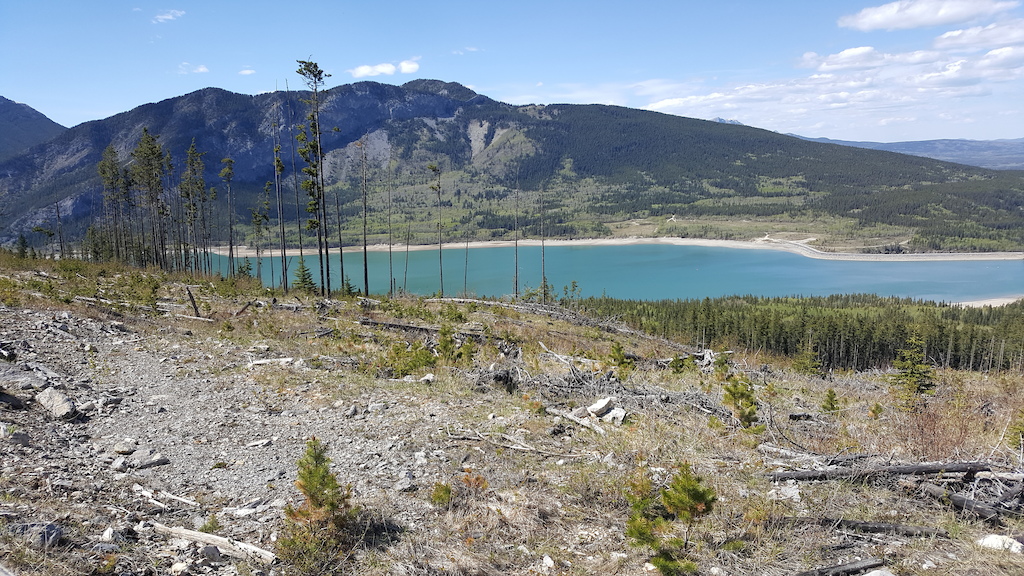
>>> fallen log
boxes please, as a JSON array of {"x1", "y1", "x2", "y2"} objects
[
  {"x1": 175, "y1": 314, "x2": 215, "y2": 323},
  {"x1": 769, "y1": 461, "x2": 990, "y2": 482},
  {"x1": 152, "y1": 522, "x2": 276, "y2": 564},
  {"x1": 786, "y1": 517, "x2": 947, "y2": 538},
  {"x1": 545, "y1": 406, "x2": 606, "y2": 435},
  {"x1": 917, "y1": 482, "x2": 1003, "y2": 523},
  {"x1": 233, "y1": 300, "x2": 256, "y2": 317},
  {"x1": 794, "y1": 557, "x2": 884, "y2": 576}
]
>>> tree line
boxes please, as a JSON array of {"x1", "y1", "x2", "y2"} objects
[
  {"x1": 581, "y1": 294, "x2": 1024, "y2": 373},
  {"x1": 82, "y1": 61, "x2": 367, "y2": 297}
]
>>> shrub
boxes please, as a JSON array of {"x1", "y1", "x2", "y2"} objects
[
  {"x1": 276, "y1": 438, "x2": 359, "y2": 576},
  {"x1": 429, "y1": 482, "x2": 453, "y2": 508},
  {"x1": 384, "y1": 341, "x2": 437, "y2": 377},
  {"x1": 1006, "y1": 410, "x2": 1024, "y2": 451},
  {"x1": 669, "y1": 355, "x2": 697, "y2": 374},
  {"x1": 610, "y1": 342, "x2": 635, "y2": 377}
]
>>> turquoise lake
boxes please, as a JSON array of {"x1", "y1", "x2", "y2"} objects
[{"x1": 219, "y1": 244, "x2": 1024, "y2": 303}]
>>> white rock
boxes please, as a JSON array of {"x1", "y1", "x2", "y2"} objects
[
  {"x1": 863, "y1": 570, "x2": 897, "y2": 576},
  {"x1": 420, "y1": 373, "x2": 435, "y2": 383},
  {"x1": 542, "y1": 555, "x2": 555, "y2": 568},
  {"x1": 767, "y1": 480, "x2": 801, "y2": 502},
  {"x1": 977, "y1": 534, "x2": 1024, "y2": 554},
  {"x1": 36, "y1": 387, "x2": 76, "y2": 419},
  {"x1": 587, "y1": 397, "x2": 615, "y2": 417}
]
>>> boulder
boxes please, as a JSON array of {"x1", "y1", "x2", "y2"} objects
[
  {"x1": 128, "y1": 448, "x2": 170, "y2": 469},
  {"x1": 600, "y1": 407, "x2": 627, "y2": 425},
  {"x1": 35, "y1": 387, "x2": 76, "y2": 419}
]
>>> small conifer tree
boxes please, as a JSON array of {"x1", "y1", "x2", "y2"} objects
[
  {"x1": 276, "y1": 438, "x2": 359, "y2": 576},
  {"x1": 722, "y1": 373, "x2": 759, "y2": 428},
  {"x1": 625, "y1": 463, "x2": 717, "y2": 575},
  {"x1": 821, "y1": 388, "x2": 840, "y2": 414},
  {"x1": 293, "y1": 256, "x2": 317, "y2": 294},
  {"x1": 889, "y1": 335, "x2": 936, "y2": 409}
]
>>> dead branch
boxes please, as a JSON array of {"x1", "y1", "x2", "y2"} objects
[
  {"x1": 769, "y1": 461, "x2": 991, "y2": 482},
  {"x1": 174, "y1": 314, "x2": 215, "y2": 323},
  {"x1": 447, "y1": 429, "x2": 585, "y2": 459},
  {"x1": 794, "y1": 557, "x2": 884, "y2": 576},
  {"x1": 545, "y1": 406, "x2": 606, "y2": 435},
  {"x1": 358, "y1": 319, "x2": 486, "y2": 343},
  {"x1": 152, "y1": 522, "x2": 276, "y2": 564},
  {"x1": 185, "y1": 286, "x2": 202, "y2": 317},
  {"x1": 785, "y1": 516, "x2": 947, "y2": 538},
  {"x1": 916, "y1": 482, "x2": 1004, "y2": 523},
  {"x1": 233, "y1": 300, "x2": 255, "y2": 317}
]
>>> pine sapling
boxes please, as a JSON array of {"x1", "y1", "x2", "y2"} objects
[{"x1": 276, "y1": 438, "x2": 359, "y2": 576}]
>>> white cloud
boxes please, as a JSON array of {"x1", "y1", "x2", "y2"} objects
[
  {"x1": 936, "y1": 18, "x2": 1024, "y2": 49},
  {"x1": 177, "y1": 62, "x2": 208, "y2": 75},
  {"x1": 979, "y1": 45, "x2": 1024, "y2": 68},
  {"x1": 348, "y1": 59, "x2": 420, "y2": 78},
  {"x1": 152, "y1": 9, "x2": 185, "y2": 24},
  {"x1": 492, "y1": 1, "x2": 1023, "y2": 140},
  {"x1": 239, "y1": 68, "x2": 256, "y2": 75},
  {"x1": 349, "y1": 63, "x2": 396, "y2": 78},
  {"x1": 839, "y1": 0, "x2": 1018, "y2": 32}
]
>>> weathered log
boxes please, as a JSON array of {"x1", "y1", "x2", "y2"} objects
[
  {"x1": 233, "y1": 300, "x2": 255, "y2": 317},
  {"x1": 185, "y1": 286, "x2": 202, "y2": 317},
  {"x1": 545, "y1": 406, "x2": 606, "y2": 435},
  {"x1": 794, "y1": 557, "x2": 884, "y2": 576},
  {"x1": 769, "y1": 461, "x2": 991, "y2": 482},
  {"x1": 358, "y1": 318, "x2": 486, "y2": 343},
  {"x1": 786, "y1": 517, "x2": 947, "y2": 538},
  {"x1": 152, "y1": 522, "x2": 276, "y2": 564},
  {"x1": 917, "y1": 482, "x2": 1004, "y2": 522},
  {"x1": 175, "y1": 314, "x2": 215, "y2": 323}
]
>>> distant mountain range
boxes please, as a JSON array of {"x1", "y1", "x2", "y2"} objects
[
  {"x1": 796, "y1": 135, "x2": 1024, "y2": 170},
  {"x1": 0, "y1": 80, "x2": 1022, "y2": 252}
]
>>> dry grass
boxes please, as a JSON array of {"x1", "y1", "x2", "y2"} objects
[{"x1": 3, "y1": 264, "x2": 1024, "y2": 575}]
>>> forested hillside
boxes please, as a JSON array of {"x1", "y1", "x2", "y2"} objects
[{"x1": 1, "y1": 78, "x2": 1023, "y2": 263}]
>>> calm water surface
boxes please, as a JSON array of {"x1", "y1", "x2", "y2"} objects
[{"x1": 221, "y1": 244, "x2": 1023, "y2": 303}]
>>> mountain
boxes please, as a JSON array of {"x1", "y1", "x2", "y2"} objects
[
  {"x1": 797, "y1": 135, "x2": 1024, "y2": 170},
  {"x1": 1, "y1": 80, "x2": 1022, "y2": 252},
  {"x1": 0, "y1": 96, "x2": 66, "y2": 162}
]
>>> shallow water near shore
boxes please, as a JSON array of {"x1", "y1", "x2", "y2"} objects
[{"x1": 216, "y1": 244, "x2": 1024, "y2": 303}]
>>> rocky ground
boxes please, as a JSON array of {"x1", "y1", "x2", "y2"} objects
[{"x1": 3, "y1": 273, "x2": 1024, "y2": 576}]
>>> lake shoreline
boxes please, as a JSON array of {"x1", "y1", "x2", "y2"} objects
[
  {"x1": 212, "y1": 237, "x2": 1023, "y2": 307},
  {"x1": 214, "y1": 235, "x2": 1024, "y2": 262}
]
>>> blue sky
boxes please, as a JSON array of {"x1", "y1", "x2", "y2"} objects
[{"x1": 2, "y1": 0, "x2": 1023, "y2": 142}]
